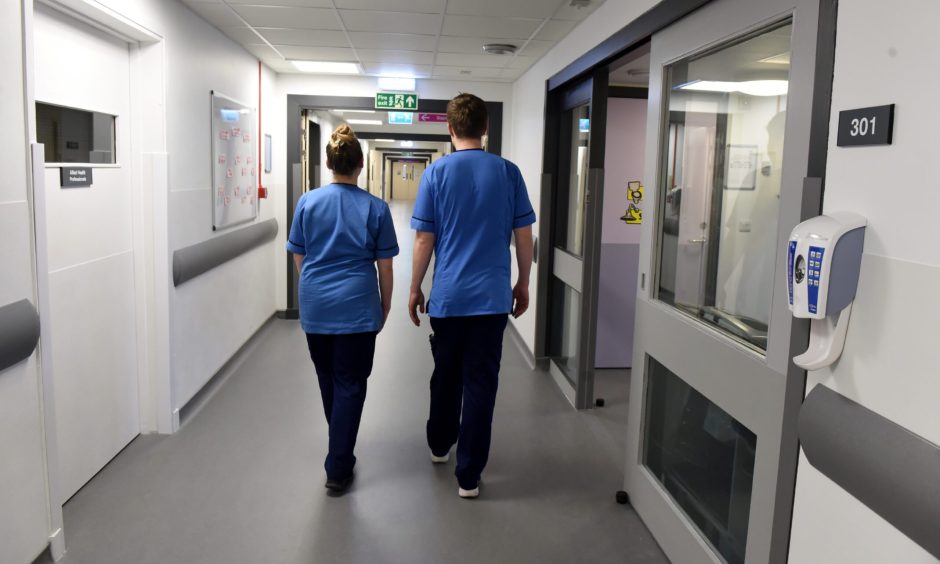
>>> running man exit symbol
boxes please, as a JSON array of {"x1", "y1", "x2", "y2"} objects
[{"x1": 375, "y1": 92, "x2": 419, "y2": 110}]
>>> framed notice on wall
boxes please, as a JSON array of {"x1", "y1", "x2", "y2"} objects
[
  {"x1": 211, "y1": 91, "x2": 258, "y2": 230},
  {"x1": 724, "y1": 144, "x2": 758, "y2": 190}
]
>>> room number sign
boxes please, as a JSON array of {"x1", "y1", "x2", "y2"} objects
[{"x1": 837, "y1": 104, "x2": 894, "y2": 147}]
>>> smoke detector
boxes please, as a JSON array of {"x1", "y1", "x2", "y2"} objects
[{"x1": 482, "y1": 43, "x2": 517, "y2": 55}]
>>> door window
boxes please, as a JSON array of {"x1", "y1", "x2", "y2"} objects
[{"x1": 656, "y1": 22, "x2": 792, "y2": 350}]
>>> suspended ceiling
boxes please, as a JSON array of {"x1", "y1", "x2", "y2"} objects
[{"x1": 180, "y1": 0, "x2": 605, "y2": 82}]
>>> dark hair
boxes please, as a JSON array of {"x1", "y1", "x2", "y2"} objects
[
  {"x1": 326, "y1": 124, "x2": 363, "y2": 175},
  {"x1": 447, "y1": 93, "x2": 488, "y2": 139}
]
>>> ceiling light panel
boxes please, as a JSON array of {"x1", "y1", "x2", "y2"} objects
[
  {"x1": 229, "y1": 6, "x2": 342, "y2": 29},
  {"x1": 378, "y1": 77, "x2": 417, "y2": 90},
  {"x1": 347, "y1": 119, "x2": 384, "y2": 125}
]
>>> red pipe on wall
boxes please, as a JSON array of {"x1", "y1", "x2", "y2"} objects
[{"x1": 257, "y1": 60, "x2": 267, "y2": 199}]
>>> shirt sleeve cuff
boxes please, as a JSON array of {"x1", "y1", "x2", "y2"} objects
[
  {"x1": 375, "y1": 245, "x2": 400, "y2": 259},
  {"x1": 410, "y1": 218, "x2": 435, "y2": 232},
  {"x1": 286, "y1": 240, "x2": 305, "y2": 254},
  {"x1": 512, "y1": 209, "x2": 536, "y2": 228}
]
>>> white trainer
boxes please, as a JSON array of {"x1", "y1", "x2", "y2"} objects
[
  {"x1": 458, "y1": 486, "x2": 479, "y2": 499},
  {"x1": 431, "y1": 451, "x2": 450, "y2": 463}
]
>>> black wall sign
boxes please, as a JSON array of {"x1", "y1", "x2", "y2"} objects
[
  {"x1": 60, "y1": 167, "x2": 92, "y2": 188},
  {"x1": 837, "y1": 104, "x2": 894, "y2": 147}
]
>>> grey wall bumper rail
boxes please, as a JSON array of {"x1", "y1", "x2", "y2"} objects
[
  {"x1": 0, "y1": 299, "x2": 41, "y2": 373},
  {"x1": 799, "y1": 385, "x2": 940, "y2": 559},
  {"x1": 173, "y1": 219, "x2": 279, "y2": 287}
]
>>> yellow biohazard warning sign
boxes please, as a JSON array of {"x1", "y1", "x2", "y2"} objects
[{"x1": 621, "y1": 181, "x2": 643, "y2": 225}]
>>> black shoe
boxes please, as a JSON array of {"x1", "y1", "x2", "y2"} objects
[{"x1": 325, "y1": 472, "x2": 354, "y2": 494}]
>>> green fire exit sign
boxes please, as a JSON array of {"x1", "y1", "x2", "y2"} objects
[{"x1": 375, "y1": 92, "x2": 419, "y2": 110}]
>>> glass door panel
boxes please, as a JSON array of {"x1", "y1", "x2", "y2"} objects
[
  {"x1": 549, "y1": 101, "x2": 591, "y2": 389},
  {"x1": 625, "y1": 0, "x2": 827, "y2": 561},
  {"x1": 656, "y1": 22, "x2": 792, "y2": 351}
]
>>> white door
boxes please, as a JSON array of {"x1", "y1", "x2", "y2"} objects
[
  {"x1": 34, "y1": 5, "x2": 139, "y2": 502},
  {"x1": 625, "y1": 0, "x2": 829, "y2": 561}
]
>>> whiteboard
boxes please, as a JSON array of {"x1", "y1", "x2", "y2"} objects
[{"x1": 211, "y1": 91, "x2": 258, "y2": 230}]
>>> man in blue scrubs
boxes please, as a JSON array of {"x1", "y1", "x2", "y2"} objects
[{"x1": 409, "y1": 93, "x2": 535, "y2": 499}]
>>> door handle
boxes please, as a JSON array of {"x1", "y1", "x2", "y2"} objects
[{"x1": 688, "y1": 238, "x2": 707, "y2": 244}]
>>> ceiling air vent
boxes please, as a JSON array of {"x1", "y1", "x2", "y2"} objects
[
  {"x1": 482, "y1": 43, "x2": 517, "y2": 55},
  {"x1": 569, "y1": 0, "x2": 591, "y2": 8}
]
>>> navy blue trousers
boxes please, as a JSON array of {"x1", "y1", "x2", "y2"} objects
[
  {"x1": 306, "y1": 331, "x2": 376, "y2": 481},
  {"x1": 427, "y1": 314, "x2": 508, "y2": 490}
]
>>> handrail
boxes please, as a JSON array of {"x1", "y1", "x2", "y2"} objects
[
  {"x1": 799, "y1": 385, "x2": 940, "y2": 559},
  {"x1": 0, "y1": 299, "x2": 41, "y2": 373},
  {"x1": 173, "y1": 218, "x2": 278, "y2": 287}
]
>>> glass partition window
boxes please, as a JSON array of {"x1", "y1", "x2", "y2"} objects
[
  {"x1": 557, "y1": 105, "x2": 591, "y2": 257},
  {"x1": 655, "y1": 22, "x2": 792, "y2": 350},
  {"x1": 36, "y1": 102, "x2": 116, "y2": 164},
  {"x1": 549, "y1": 283, "x2": 582, "y2": 384},
  {"x1": 644, "y1": 357, "x2": 757, "y2": 564}
]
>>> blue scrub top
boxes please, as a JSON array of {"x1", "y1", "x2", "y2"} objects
[
  {"x1": 411, "y1": 149, "x2": 535, "y2": 318},
  {"x1": 287, "y1": 183, "x2": 399, "y2": 334}
]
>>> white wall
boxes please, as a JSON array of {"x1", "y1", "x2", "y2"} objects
[
  {"x1": 508, "y1": 0, "x2": 659, "y2": 353},
  {"x1": 91, "y1": 0, "x2": 280, "y2": 415},
  {"x1": 788, "y1": 1, "x2": 940, "y2": 561},
  {"x1": 272, "y1": 74, "x2": 513, "y2": 310},
  {"x1": 0, "y1": 1, "x2": 55, "y2": 561}
]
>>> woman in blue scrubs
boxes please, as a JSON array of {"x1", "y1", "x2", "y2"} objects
[{"x1": 287, "y1": 124, "x2": 399, "y2": 494}]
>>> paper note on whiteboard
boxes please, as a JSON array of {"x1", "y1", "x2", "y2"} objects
[{"x1": 211, "y1": 91, "x2": 257, "y2": 230}]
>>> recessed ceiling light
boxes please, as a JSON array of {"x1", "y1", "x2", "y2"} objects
[
  {"x1": 291, "y1": 60, "x2": 361, "y2": 74},
  {"x1": 482, "y1": 43, "x2": 517, "y2": 55},
  {"x1": 346, "y1": 119, "x2": 383, "y2": 125},
  {"x1": 401, "y1": 141, "x2": 415, "y2": 148},
  {"x1": 677, "y1": 79, "x2": 788, "y2": 96},
  {"x1": 374, "y1": 139, "x2": 395, "y2": 142},
  {"x1": 335, "y1": 110, "x2": 376, "y2": 114}
]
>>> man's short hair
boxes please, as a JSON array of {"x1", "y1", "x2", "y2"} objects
[{"x1": 447, "y1": 93, "x2": 488, "y2": 139}]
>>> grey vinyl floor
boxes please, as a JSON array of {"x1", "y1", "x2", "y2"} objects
[{"x1": 51, "y1": 201, "x2": 666, "y2": 564}]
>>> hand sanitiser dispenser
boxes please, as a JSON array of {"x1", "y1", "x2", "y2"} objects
[{"x1": 787, "y1": 212, "x2": 866, "y2": 370}]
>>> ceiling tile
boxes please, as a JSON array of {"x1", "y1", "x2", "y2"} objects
[
  {"x1": 445, "y1": 0, "x2": 556, "y2": 20},
  {"x1": 516, "y1": 39, "x2": 554, "y2": 58},
  {"x1": 230, "y1": 6, "x2": 341, "y2": 29},
  {"x1": 223, "y1": 0, "x2": 333, "y2": 6},
  {"x1": 348, "y1": 32, "x2": 437, "y2": 51},
  {"x1": 184, "y1": 3, "x2": 245, "y2": 27},
  {"x1": 362, "y1": 63, "x2": 433, "y2": 77},
  {"x1": 432, "y1": 66, "x2": 504, "y2": 79},
  {"x1": 435, "y1": 52, "x2": 511, "y2": 69},
  {"x1": 441, "y1": 15, "x2": 541, "y2": 39},
  {"x1": 244, "y1": 43, "x2": 282, "y2": 60},
  {"x1": 220, "y1": 26, "x2": 265, "y2": 44},
  {"x1": 499, "y1": 67, "x2": 525, "y2": 79},
  {"x1": 273, "y1": 45, "x2": 357, "y2": 61},
  {"x1": 552, "y1": 0, "x2": 603, "y2": 21},
  {"x1": 267, "y1": 58, "x2": 303, "y2": 73},
  {"x1": 357, "y1": 49, "x2": 435, "y2": 65},
  {"x1": 534, "y1": 19, "x2": 578, "y2": 41},
  {"x1": 339, "y1": 10, "x2": 441, "y2": 34},
  {"x1": 257, "y1": 28, "x2": 349, "y2": 47},
  {"x1": 507, "y1": 55, "x2": 538, "y2": 69},
  {"x1": 437, "y1": 36, "x2": 485, "y2": 54},
  {"x1": 335, "y1": 0, "x2": 442, "y2": 13}
]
